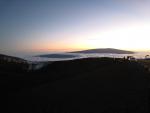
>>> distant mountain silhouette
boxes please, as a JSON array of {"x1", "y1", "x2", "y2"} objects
[
  {"x1": 36, "y1": 54, "x2": 78, "y2": 58},
  {"x1": 70, "y1": 48, "x2": 134, "y2": 54}
]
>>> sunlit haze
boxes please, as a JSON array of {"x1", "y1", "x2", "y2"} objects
[{"x1": 0, "y1": 0, "x2": 150, "y2": 55}]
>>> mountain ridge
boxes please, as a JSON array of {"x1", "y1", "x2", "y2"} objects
[{"x1": 69, "y1": 48, "x2": 134, "y2": 54}]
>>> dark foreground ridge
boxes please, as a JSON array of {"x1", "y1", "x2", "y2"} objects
[{"x1": 3, "y1": 56, "x2": 150, "y2": 112}]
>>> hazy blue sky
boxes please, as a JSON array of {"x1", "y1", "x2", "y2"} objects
[{"x1": 0, "y1": 0, "x2": 150, "y2": 55}]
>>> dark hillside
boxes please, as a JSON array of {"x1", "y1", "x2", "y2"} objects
[
  {"x1": 5, "y1": 58, "x2": 150, "y2": 113},
  {"x1": 0, "y1": 54, "x2": 28, "y2": 72}
]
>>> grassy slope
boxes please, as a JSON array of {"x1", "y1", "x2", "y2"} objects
[{"x1": 6, "y1": 58, "x2": 150, "y2": 113}]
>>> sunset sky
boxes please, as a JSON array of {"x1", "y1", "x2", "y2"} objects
[{"x1": 0, "y1": 0, "x2": 150, "y2": 55}]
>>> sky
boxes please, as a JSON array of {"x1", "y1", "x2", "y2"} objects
[{"x1": 0, "y1": 0, "x2": 150, "y2": 55}]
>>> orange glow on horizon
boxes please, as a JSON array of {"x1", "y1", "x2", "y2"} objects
[{"x1": 20, "y1": 21, "x2": 150, "y2": 53}]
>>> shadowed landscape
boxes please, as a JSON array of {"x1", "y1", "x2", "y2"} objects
[
  {"x1": 2, "y1": 54, "x2": 149, "y2": 113},
  {"x1": 1, "y1": 0, "x2": 150, "y2": 113}
]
